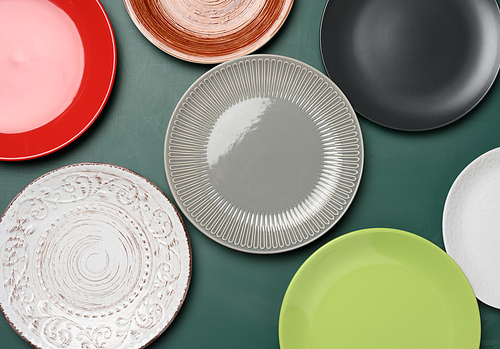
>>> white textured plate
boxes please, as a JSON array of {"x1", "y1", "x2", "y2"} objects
[
  {"x1": 443, "y1": 147, "x2": 500, "y2": 308},
  {"x1": 165, "y1": 54, "x2": 363, "y2": 253},
  {"x1": 0, "y1": 163, "x2": 191, "y2": 349}
]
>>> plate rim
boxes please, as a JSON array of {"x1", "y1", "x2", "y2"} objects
[
  {"x1": 0, "y1": 0, "x2": 117, "y2": 161},
  {"x1": 278, "y1": 227, "x2": 480, "y2": 348},
  {"x1": 319, "y1": 0, "x2": 500, "y2": 131},
  {"x1": 164, "y1": 53, "x2": 364, "y2": 254},
  {"x1": 122, "y1": 0, "x2": 294, "y2": 64},
  {"x1": 0, "y1": 162, "x2": 192, "y2": 349}
]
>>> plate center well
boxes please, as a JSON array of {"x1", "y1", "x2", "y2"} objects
[
  {"x1": 0, "y1": 0, "x2": 84, "y2": 134},
  {"x1": 353, "y1": 0, "x2": 473, "y2": 93},
  {"x1": 207, "y1": 97, "x2": 323, "y2": 212},
  {"x1": 36, "y1": 208, "x2": 147, "y2": 314}
]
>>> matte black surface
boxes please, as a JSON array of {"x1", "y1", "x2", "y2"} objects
[{"x1": 321, "y1": 0, "x2": 500, "y2": 131}]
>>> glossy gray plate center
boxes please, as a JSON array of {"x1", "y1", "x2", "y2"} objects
[{"x1": 207, "y1": 97, "x2": 323, "y2": 212}]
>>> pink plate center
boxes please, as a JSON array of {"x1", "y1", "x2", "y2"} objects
[{"x1": 0, "y1": 0, "x2": 84, "y2": 134}]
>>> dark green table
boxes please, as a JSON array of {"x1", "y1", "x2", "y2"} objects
[{"x1": 1, "y1": 0, "x2": 500, "y2": 347}]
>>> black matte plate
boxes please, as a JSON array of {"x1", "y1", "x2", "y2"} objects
[{"x1": 320, "y1": 0, "x2": 500, "y2": 131}]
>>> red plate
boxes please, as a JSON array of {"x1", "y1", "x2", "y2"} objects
[{"x1": 0, "y1": 0, "x2": 116, "y2": 161}]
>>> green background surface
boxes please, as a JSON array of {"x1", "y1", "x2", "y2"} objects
[{"x1": 1, "y1": 0, "x2": 500, "y2": 347}]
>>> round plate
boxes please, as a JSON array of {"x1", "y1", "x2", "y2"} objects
[
  {"x1": 165, "y1": 54, "x2": 363, "y2": 253},
  {"x1": 320, "y1": 0, "x2": 500, "y2": 131},
  {"x1": 443, "y1": 147, "x2": 500, "y2": 309},
  {"x1": 123, "y1": 0, "x2": 293, "y2": 64},
  {"x1": 279, "y1": 228, "x2": 480, "y2": 349},
  {"x1": 0, "y1": 163, "x2": 191, "y2": 349},
  {"x1": 0, "y1": 0, "x2": 116, "y2": 161}
]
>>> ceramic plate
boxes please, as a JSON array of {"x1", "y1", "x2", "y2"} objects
[
  {"x1": 320, "y1": 0, "x2": 500, "y2": 131},
  {"x1": 123, "y1": 0, "x2": 293, "y2": 64},
  {"x1": 165, "y1": 54, "x2": 363, "y2": 253},
  {"x1": 0, "y1": 163, "x2": 191, "y2": 349},
  {"x1": 279, "y1": 228, "x2": 480, "y2": 349},
  {"x1": 0, "y1": 0, "x2": 116, "y2": 161},
  {"x1": 443, "y1": 147, "x2": 500, "y2": 308}
]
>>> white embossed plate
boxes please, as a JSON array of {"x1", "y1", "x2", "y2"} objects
[
  {"x1": 0, "y1": 163, "x2": 191, "y2": 349},
  {"x1": 164, "y1": 54, "x2": 363, "y2": 253},
  {"x1": 443, "y1": 147, "x2": 500, "y2": 309}
]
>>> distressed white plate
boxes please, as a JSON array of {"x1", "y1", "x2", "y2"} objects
[
  {"x1": 443, "y1": 147, "x2": 500, "y2": 308},
  {"x1": 165, "y1": 54, "x2": 363, "y2": 253},
  {"x1": 0, "y1": 163, "x2": 191, "y2": 349}
]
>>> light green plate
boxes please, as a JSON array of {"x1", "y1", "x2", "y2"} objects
[{"x1": 278, "y1": 228, "x2": 480, "y2": 349}]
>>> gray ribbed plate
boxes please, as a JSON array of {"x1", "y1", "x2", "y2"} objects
[{"x1": 164, "y1": 55, "x2": 363, "y2": 253}]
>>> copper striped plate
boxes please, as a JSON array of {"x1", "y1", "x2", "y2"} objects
[{"x1": 123, "y1": 0, "x2": 294, "y2": 64}]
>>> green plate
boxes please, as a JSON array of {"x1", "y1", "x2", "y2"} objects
[{"x1": 278, "y1": 228, "x2": 480, "y2": 349}]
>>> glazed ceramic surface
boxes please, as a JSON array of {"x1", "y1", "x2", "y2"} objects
[
  {"x1": 443, "y1": 147, "x2": 500, "y2": 309},
  {"x1": 0, "y1": 163, "x2": 191, "y2": 349},
  {"x1": 165, "y1": 54, "x2": 363, "y2": 253},
  {"x1": 0, "y1": 0, "x2": 116, "y2": 161},
  {"x1": 123, "y1": 0, "x2": 293, "y2": 63},
  {"x1": 279, "y1": 228, "x2": 480, "y2": 349},
  {"x1": 0, "y1": 0, "x2": 84, "y2": 134},
  {"x1": 320, "y1": 0, "x2": 500, "y2": 131}
]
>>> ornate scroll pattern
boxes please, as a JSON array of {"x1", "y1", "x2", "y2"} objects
[{"x1": 0, "y1": 163, "x2": 191, "y2": 349}]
